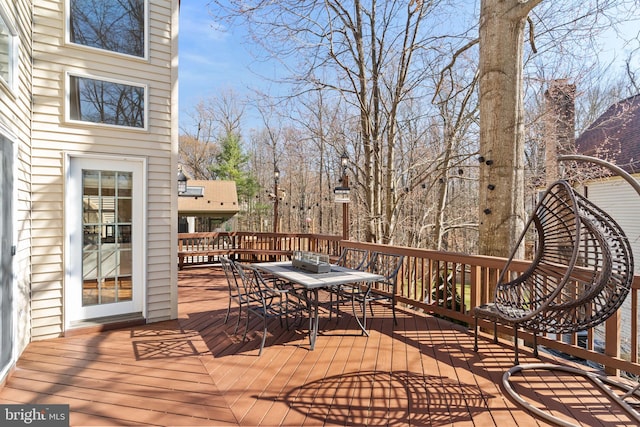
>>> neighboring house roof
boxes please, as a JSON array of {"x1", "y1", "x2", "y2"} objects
[
  {"x1": 575, "y1": 94, "x2": 640, "y2": 174},
  {"x1": 178, "y1": 180, "x2": 240, "y2": 220}
]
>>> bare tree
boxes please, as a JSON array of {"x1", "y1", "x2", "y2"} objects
[
  {"x1": 291, "y1": 91, "x2": 350, "y2": 235},
  {"x1": 200, "y1": 0, "x2": 638, "y2": 251},
  {"x1": 475, "y1": 0, "x2": 543, "y2": 258},
  {"x1": 179, "y1": 91, "x2": 247, "y2": 179},
  {"x1": 179, "y1": 102, "x2": 222, "y2": 179},
  {"x1": 211, "y1": 0, "x2": 464, "y2": 244},
  {"x1": 474, "y1": 0, "x2": 638, "y2": 257},
  {"x1": 205, "y1": 88, "x2": 246, "y2": 137}
]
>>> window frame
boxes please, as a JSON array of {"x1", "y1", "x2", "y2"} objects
[
  {"x1": 66, "y1": 72, "x2": 149, "y2": 131},
  {"x1": 0, "y1": 4, "x2": 18, "y2": 93},
  {"x1": 65, "y1": 0, "x2": 149, "y2": 61}
]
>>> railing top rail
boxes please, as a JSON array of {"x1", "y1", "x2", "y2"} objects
[{"x1": 178, "y1": 231, "x2": 342, "y2": 239}]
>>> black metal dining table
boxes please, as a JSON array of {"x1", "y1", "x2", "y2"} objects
[{"x1": 254, "y1": 261, "x2": 384, "y2": 350}]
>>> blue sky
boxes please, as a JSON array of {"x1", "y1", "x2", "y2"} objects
[
  {"x1": 178, "y1": 2, "x2": 639, "y2": 132},
  {"x1": 178, "y1": 0, "x2": 240, "y2": 126},
  {"x1": 178, "y1": 0, "x2": 280, "y2": 130}
]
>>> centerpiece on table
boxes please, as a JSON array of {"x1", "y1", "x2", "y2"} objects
[{"x1": 291, "y1": 250, "x2": 331, "y2": 273}]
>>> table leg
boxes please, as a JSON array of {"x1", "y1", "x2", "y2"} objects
[{"x1": 308, "y1": 288, "x2": 320, "y2": 350}]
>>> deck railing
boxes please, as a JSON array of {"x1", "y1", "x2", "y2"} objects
[
  {"x1": 177, "y1": 232, "x2": 342, "y2": 268},
  {"x1": 178, "y1": 232, "x2": 640, "y2": 378}
]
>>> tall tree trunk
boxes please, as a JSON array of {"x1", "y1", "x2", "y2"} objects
[
  {"x1": 434, "y1": 142, "x2": 452, "y2": 251},
  {"x1": 477, "y1": 0, "x2": 542, "y2": 257}
]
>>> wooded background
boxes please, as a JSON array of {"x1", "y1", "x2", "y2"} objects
[{"x1": 178, "y1": 0, "x2": 639, "y2": 257}]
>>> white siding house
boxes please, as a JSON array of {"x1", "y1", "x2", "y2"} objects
[
  {"x1": 0, "y1": 0, "x2": 180, "y2": 384},
  {"x1": 0, "y1": 0, "x2": 33, "y2": 383},
  {"x1": 574, "y1": 94, "x2": 640, "y2": 360},
  {"x1": 575, "y1": 94, "x2": 640, "y2": 269}
]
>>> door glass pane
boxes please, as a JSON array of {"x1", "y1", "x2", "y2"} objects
[
  {"x1": 0, "y1": 135, "x2": 12, "y2": 370},
  {"x1": 82, "y1": 170, "x2": 133, "y2": 306}
]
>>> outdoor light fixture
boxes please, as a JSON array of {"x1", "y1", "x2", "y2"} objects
[
  {"x1": 177, "y1": 167, "x2": 188, "y2": 194},
  {"x1": 335, "y1": 151, "x2": 350, "y2": 240},
  {"x1": 273, "y1": 166, "x2": 280, "y2": 233},
  {"x1": 340, "y1": 151, "x2": 349, "y2": 176}
]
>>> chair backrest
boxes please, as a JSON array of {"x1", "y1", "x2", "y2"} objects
[
  {"x1": 365, "y1": 252, "x2": 404, "y2": 293},
  {"x1": 493, "y1": 180, "x2": 633, "y2": 334},
  {"x1": 220, "y1": 256, "x2": 241, "y2": 295},
  {"x1": 235, "y1": 263, "x2": 267, "y2": 306},
  {"x1": 532, "y1": 191, "x2": 633, "y2": 333},
  {"x1": 336, "y1": 248, "x2": 369, "y2": 270}
]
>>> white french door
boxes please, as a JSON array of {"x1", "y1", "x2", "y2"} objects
[
  {"x1": 66, "y1": 156, "x2": 145, "y2": 326},
  {"x1": 0, "y1": 135, "x2": 13, "y2": 375}
]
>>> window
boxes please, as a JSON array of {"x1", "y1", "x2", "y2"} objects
[
  {"x1": 69, "y1": 75, "x2": 146, "y2": 129},
  {"x1": 82, "y1": 170, "x2": 133, "y2": 306},
  {"x1": 0, "y1": 7, "x2": 16, "y2": 90},
  {"x1": 69, "y1": 0, "x2": 146, "y2": 58}
]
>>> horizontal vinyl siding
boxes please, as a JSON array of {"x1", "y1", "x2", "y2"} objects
[
  {"x1": 31, "y1": 0, "x2": 178, "y2": 339},
  {"x1": 0, "y1": 0, "x2": 33, "y2": 367},
  {"x1": 584, "y1": 176, "x2": 640, "y2": 359},
  {"x1": 586, "y1": 177, "x2": 640, "y2": 272}
]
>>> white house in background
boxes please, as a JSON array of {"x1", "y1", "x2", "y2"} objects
[
  {"x1": 574, "y1": 93, "x2": 640, "y2": 358},
  {"x1": 0, "y1": 0, "x2": 180, "y2": 385},
  {"x1": 574, "y1": 94, "x2": 640, "y2": 259}
]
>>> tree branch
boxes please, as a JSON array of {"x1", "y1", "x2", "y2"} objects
[
  {"x1": 527, "y1": 16, "x2": 538, "y2": 53},
  {"x1": 432, "y1": 38, "x2": 479, "y2": 104}
]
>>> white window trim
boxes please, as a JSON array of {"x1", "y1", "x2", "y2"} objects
[
  {"x1": 65, "y1": 71, "x2": 149, "y2": 131},
  {"x1": 65, "y1": 0, "x2": 149, "y2": 61},
  {"x1": 0, "y1": 4, "x2": 18, "y2": 93}
]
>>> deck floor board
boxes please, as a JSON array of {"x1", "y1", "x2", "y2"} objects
[{"x1": 0, "y1": 265, "x2": 636, "y2": 426}]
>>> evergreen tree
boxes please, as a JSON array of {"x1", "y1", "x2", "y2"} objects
[{"x1": 209, "y1": 133, "x2": 259, "y2": 203}]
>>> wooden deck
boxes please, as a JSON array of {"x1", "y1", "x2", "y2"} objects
[{"x1": 1, "y1": 265, "x2": 638, "y2": 426}]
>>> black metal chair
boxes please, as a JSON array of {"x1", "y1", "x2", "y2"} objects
[
  {"x1": 336, "y1": 247, "x2": 370, "y2": 270},
  {"x1": 338, "y1": 251, "x2": 404, "y2": 333},
  {"x1": 328, "y1": 248, "x2": 370, "y2": 320},
  {"x1": 219, "y1": 256, "x2": 244, "y2": 334},
  {"x1": 237, "y1": 263, "x2": 303, "y2": 355}
]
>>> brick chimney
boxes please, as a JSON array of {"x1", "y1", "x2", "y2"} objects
[{"x1": 544, "y1": 80, "x2": 576, "y2": 184}]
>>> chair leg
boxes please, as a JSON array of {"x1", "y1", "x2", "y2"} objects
[
  {"x1": 391, "y1": 296, "x2": 397, "y2": 326},
  {"x1": 233, "y1": 303, "x2": 242, "y2": 334},
  {"x1": 243, "y1": 311, "x2": 250, "y2": 342},
  {"x1": 224, "y1": 298, "x2": 232, "y2": 324},
  {"x1": 328, "y1": 287, "x2": 340, "y2": 321},
  {"x1": 328, "y1": 290, "x2": 335, "y2": 320},
  {"x1": 493, "y1": 321, "x2": 498, "y2": 343},
  {"x1": 352, "y1": 295, "x2": 368, "y2": 336},
  {"x1": 514, "y1": 326, "x2": 520, "y2": 365},
  {"x1": 473, "y1": 316, "x2": 479, "y2": 352},
  {"x1": 360, "y1": 297, "x2": 368, "y2": 335},
  {"x1": 259, "y1": 317, "x2": 267, "y2": 356},
  {"x1": 279, "y1": 294, "x2": 290, "y2": 330},
  {"x1": 368, "y1": 300, "x2": 375, "y2": 317}
]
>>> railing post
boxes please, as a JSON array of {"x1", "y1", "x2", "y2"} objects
[
  {"x1": 604, "y1": 310, "x2": 621, "y2": 376},
  {"x1": 469, "y1": 265, "x2": 482, "y2": 311},
  {"x1": 633, "y1": 289, "x2": 638, "y2": 364}
]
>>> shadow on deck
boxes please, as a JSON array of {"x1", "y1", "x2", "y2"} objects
[{"x1": 0, "y1": 265, "x2": 636, "y2": 426}]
